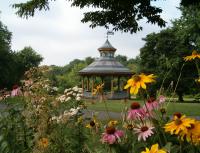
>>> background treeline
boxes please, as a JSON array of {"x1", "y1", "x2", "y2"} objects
[{"x1": 0, "y1": 20, "x2": 43, "y2": 89}]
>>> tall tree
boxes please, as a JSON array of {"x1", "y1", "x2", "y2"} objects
[
  {"x1": 15, "y1": 46, "x2": 43, "y2": 72},
  {"x1": 14, "y1": 46, "x2": 43, "y2": 81},
  {"x1": 0, "y1": 20, "x2": 15, "y2": 88},
  {"x1": 139, "y1": 28, "x2": 197, "y2": 101},
  {"x1": 173, "y1": 5, "x2": 200, "y2": 49}
]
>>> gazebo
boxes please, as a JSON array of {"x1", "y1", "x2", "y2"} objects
[{"x1": 79, "y1": 39, "x2": 134, "y2": 99}]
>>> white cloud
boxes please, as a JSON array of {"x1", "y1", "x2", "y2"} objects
[{"x1": 0, "y1": 0, "x2": 181, "y2": 66}]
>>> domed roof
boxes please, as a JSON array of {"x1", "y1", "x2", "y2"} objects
[
  {"x1": 98, "y1": 39, "x2": 116, "y2": 52},
  {"x1": 79, "y1": 39, "x2": 133, "y2": 76},
  {"x1": 79, "y1": 57, "x2": 133, "y2": 76}
]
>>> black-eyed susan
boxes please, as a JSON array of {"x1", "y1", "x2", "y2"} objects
[
  {"x1": 108, "y1": 120, "x2": 118, "y2": 127},
  {"x1": 92, "y1": 83, "x2": 104, "y2": 95},
  {"x1": 124, "y1": 74, "x2": 156, "y2": 95},
  {"x1": 180, "y1": 120, "x2": 200, "y2": 143},
  {"x1": 86, "y1": 117, "x2": 99, "y2": 129},
  {"x1": 123, "y1": 123, "x2": 134, "y2": 130},
  {"x1": 164, "y1": 113, "x2": 195, "y2": 135},
  {"x1": 184, "y1": 50, "x2": 200, "y2": 61},
  {"x1": 141, "y1": 144, "x2": 166, "y2": 153},
  {"x1": 38, "y1": 137, "x2": 49, "y2": 148},
  {"x1": 195, "y1": 78, "x2": 200, "y2": 84}
]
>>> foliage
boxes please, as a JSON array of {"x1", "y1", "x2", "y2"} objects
[
  {"x1": 15, "y1": 46, "x2": 43, "y2": 76},
  {"x1": 173, "y1": 5, "x2": 200, "y2": 50},
  {"x1": 12, "y1": 0, "x2": 200, "y2": 33},
  {"x1": 0, "y1": 19, "x2": 43, "y2": 89},
  {"x1": 12, "y1": 0, "x2": 166, "y2": 33},
  {"x1": 0, "y1": 20, "x2": 14, "y2": 88},
  {"x1": 48, "y1": 57, "x2": 94, "y2": 92},
  {"x1": 139, "y1": 28, "x2": 198, "y2": 101},
  {"x1": 0, "y1": 97, "x2": 34, "y2": 153},
  {"x1": 0, "y1": 66, "x2": 90, "y2": 153}
]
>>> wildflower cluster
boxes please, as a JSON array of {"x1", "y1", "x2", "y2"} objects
[
  {"x1": 124, "y1": 96, "x2": 166, "y2": 141},
  {"x1": 56, "y1": 86, "x2": 83, "y2": 103},
  {"x1": 164, "y1": 113, "x2": 200, "y2": 145},
  {"x1": 50, "y1": 107, "x2": 81, "y2": 124},
  {"x1": 101, "y1": 120, "x2": 124, "y2": 145}
]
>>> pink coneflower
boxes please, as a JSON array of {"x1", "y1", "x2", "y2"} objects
[
  {"x1": 101, "y1": 127, "x2": 124, "y2": 144},
  {"x1": 158, "y1": 95, "x2": 166, "y2": 104},
  {"x1": 134, "y1": 123, "x2": 154, "y2": 141},
  {"x1": 11, "y1": 85, "x2": 21, "y2": 97},
  {"x1": 141, "y1": 109, "x2": 154, "y2": 119},
  {"x1": 145, "y1": 97, "x2": 159, "y2": 111},
  {"x1": 127, "y1": 102, "x2": 144, "y2": 120}
]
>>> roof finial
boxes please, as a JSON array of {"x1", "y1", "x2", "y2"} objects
[{"x1": 106, "y1": 30, "x2": 114, "y2": 40}]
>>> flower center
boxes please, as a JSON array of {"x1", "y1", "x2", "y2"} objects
[
  {"x1": 192, "y1": 50, "x2": 198, "y2": 55},
  {"x1": 127, "y1": 124, "x2": 134, "y2": 130},
  {"x1": 141, "y1": 126, "x2": 149, "y2": 132},
  {"x1": 187, "y1": 124, "x2": 195, "y2": 130},
  {"x1": 160, "y1": 108, "x2": 166, "y2": 114},
  {"x1": 175, "y1": 119, "x2": 182, "y2": 125},
  {"x1": 173, "y1": 112, "x2": 182, "y2": 118},
  {"x1": 147, "y1": 97, "x2": 155, "y2": 103},
  {"x1": 131, "y1": 102, "x2": 140, "y2": 109},
  {"x1": 90, "y1": 121, "x2": 95, "y2": 127},
  {"x1": 106, "y1": 127, "x2": 116, "y2": 134},
  {"x1": 134, "y1": 75, "x2": 141, "y2": 82}
]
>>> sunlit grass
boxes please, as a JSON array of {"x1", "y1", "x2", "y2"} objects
[{"x1": 85, "y1": 99, "x2": 200, "y2": 116}]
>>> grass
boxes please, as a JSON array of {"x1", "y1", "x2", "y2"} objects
[{"x1": 85, "y1": 99, "x2": 200, "y2": 116}]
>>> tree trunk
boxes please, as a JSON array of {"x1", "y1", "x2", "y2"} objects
[{"x1": 177, "y1": 92, "x2": 184, "y2": 102}]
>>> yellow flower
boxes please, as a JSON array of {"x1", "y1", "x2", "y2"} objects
[
  {"x1": 86, "y1": 117, "x2": 99, "y2": 129},
  {"x1": 195, "y1": 78, "x2": 200, "y2": 83},
  {"x1": 141, "y1": 144, "x2": 166, "y2": 153},
  {"x1": 108, "y1": 120, "x2": 118, "y2": 127},
  {"x1": 123, "y1": 123, "x2": 134, "y2": 130},
  {"x1": 38, "y1": 138, "x2": 49, "y2": 148},
  {"x1": 77, "y1": 116, "x2": 83, "y2": 123},
  {"x1": 124, "y1": 74, "x2": 156, "y2": 95},
  {"x1": 184, "y1": 50, "x2": 200, "y2": 61},
  {"x1": 180, "y1": 120, "x2": 200, "y2": 143},
  {"x1": 92, "y1": 83, "x2": 104, "y2": 95},
  {"x1": 164, "y1": 114, "x2": 195, "y2": 135}
]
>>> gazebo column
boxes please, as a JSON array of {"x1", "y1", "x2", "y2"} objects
[
  {"x1": 100, "y1": 76, "x2": 104, "y2": 84},
  {"x1": 111, "y1": 76, "x2": 114, "y2": 97},
  {"x1": 87, "y1": 76, "x2": 90, "y2": 91},
  {"x1": 91, "y1": 76, "x2": 94, "y2": 95},
  {"x1": 117, "y1": 76, "x2": 120, "y2": 91},
  {"x1": 81, "y1": 76, "x2": 84, "y2": 94}
]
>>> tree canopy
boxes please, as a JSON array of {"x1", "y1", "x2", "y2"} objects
[
  {"x1": 139, "y1": 28, "x2": 198, "y2": 101},
  {"x1": 12, "y1": 0, "x2": 199, "y2": 34},
  {"x1": 0, "y1": 20, "x2": 43, "y2": 89}
]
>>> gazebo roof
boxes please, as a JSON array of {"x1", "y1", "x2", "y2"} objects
[
  {"x1": 79, "y1": 39, "x2": 133, "y2": 76},
  {"x1": 98, "y1": 39, "x2": 116, "y2": 52},
  {"x1": 79, "y1": 57, "x2": 133, "y2": 76}
]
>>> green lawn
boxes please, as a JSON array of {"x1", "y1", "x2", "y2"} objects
[{"x1": 85, "y1": 99, "x2": 200, "y2": 116}]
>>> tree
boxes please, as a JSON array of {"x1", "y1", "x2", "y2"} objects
[
  {"x1": 12, "y1": 0, "x2": 199, "y2": 34},
  {"x1": 15, "y1": 46, "x2": 43, "y2": 72},
  {"x1": 173, "y1": 5, "x2": 200, "y2": 49},
  {"x1": 115, "y1": 55, "x2": 128, "y2": 66},
  {"x1": 13, "y1": 46, "x2": 43, "y2": 83},
  {"x1": 139, "y1": 28, "x2": 197, "y2": 101},
  {"x1": 0, "y1": 20, "x2": 15, "y2": 88}
]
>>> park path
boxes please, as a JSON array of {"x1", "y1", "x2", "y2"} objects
[
  {"x1": 0, "y1": 103, "x2": 7, "y2": 110},
  {"x1": 83, "y1": 109, "x2": 200, "y2": 120}
]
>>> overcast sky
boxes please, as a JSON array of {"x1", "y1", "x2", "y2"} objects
[{"x1": 0, "y1": 0, "x2": 181, "y2": 66}]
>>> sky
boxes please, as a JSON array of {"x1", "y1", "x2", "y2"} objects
[{"x1": 0, "y1": 0, "x2": 181, "y2": 66}]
